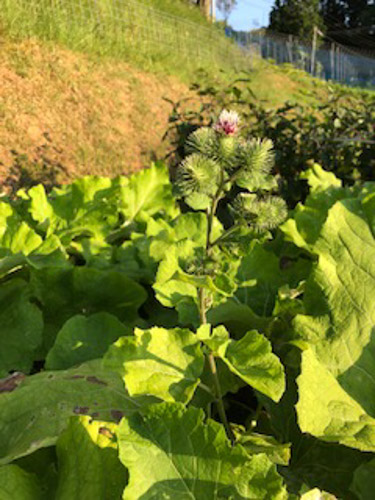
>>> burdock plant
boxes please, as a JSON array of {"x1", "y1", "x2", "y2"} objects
[{"x1": 174, "y1": 110, "x2": 287, "y2": 440}]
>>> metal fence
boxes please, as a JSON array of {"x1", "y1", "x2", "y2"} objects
[
  {"x1": 2, "y1": 0, "x2": 374, "y2": 87},
  {"x1": 0, "y1": 0, "x2": 253, "y2": 70},
  {"x1": 227, "y1": 28, "x2": 375, "y2": 88}
]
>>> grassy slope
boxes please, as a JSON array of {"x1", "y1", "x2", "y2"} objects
[
  {"x1": 0, "y1": 0, "x2": 370, "y2": 191},
  {"x1": 0, "y1": 36, "x2": 348, "y2": 192},
  {"x1": 0, "y1": 38, "x2": 197, "y2": 191}
]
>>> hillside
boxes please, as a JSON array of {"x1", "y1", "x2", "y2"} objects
[
  {"x1": 0, "y1": 0, "x2": 370, "y2": 192},
  {"x1": 0, "y1": 38, "x2": 195, "y2": 191},
  {"x1": 0, "y1": 34, "x2": 337, "y2": 193}
]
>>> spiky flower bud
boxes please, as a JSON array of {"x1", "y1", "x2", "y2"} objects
[
  {"x1": 185, "y1": 127, "x2": 217, "y2": 157},
  {"x1": 238, "y1": 139, "x2": 274, "y2": 175},
  {"x1": 214, "y1": 110, "x2": 240, "y2": 136},
  {"x1": 176, "y1": 154, "x2": 221, "y2": 198},
  {"x1": 232, "y1": 193, "x2": 287, "y2": 232}
]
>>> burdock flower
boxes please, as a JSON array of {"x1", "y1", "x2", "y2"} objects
[{"x1": 214, "y1": 110, "x2": 240, "y2": 136}]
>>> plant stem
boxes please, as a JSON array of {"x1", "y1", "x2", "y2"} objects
[
  {"x1": 206, "y1": 176, "x2": 226, "y2": 254},
  {"x1": 208, "y1": 352, "x2": 236, "y2": 443},
  {"x1": 206, "y1": 197, "x2": 219, "y2": 254},
  {"x1": 199, "y1": 287, "x2": 207, "y2": 325},
  {"x1": 198, "y1": 194, "x2": 235, "y2": 444},
  {"x1": 210, "y1": 224, "x2": 240, "y2": 247}
]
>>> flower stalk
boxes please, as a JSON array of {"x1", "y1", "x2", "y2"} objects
[{"x1": 176, "y1": 108, "x2": 287, "y2": 444}]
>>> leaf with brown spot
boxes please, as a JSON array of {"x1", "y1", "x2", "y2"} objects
[
  {"x1": 0, "y1": 372, "x2": 26, "y2": 393},
  {"x1": 86, "y1": 376, "x2": 108, "y2": 386},
  {"x1": 0, "y1": 360, "x2": 153, "y2": 465}
]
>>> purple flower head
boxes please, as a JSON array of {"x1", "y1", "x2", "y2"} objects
[{"x1": 214, "y1": 110, "x2": 240, "y2": 136}]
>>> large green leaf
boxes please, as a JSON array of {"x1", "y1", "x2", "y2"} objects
[
  {"x1": 104, "y1": 327, "x2": 204, "y2": 403},
  {"x1": 0, "y1": 280, "x2": 43, "y2": 377},
  {"x1": 14, "y1": 448, "x2": 58, "y2": 500},
  {"x1": 199, "y1": 326, "x2": 285, "y2": 402},
  {"x1": 55, "y1": 416, "x2": 126, "y2": 500},
  {"x1": 0, "y1": 202, "x2": 42, "y2": 255},
  {"x1": 300, "y1": 488, "x2": 336, "y2": 500},
  {"x1": 294, "y1": 199, "x2": 375, "y2": 450},
  {"x1": 0, "y1": 200, "x2": 67, "y2": 276},
  {"x1": 296, "y1": 349, "x2": 375, "y2": 452},
  {"x1": 258, "y1": 365, "x2": 370, "y2": 498},
  {"x1": 119, "y1": 163, "x2": 179, "y2": 221},
  {"x1": 118, "y1": 402, "x2": 288, "y2": 499},
  {"x1": 208, "y1": 299, "x2": 271, "y2": 337},
  {"x1": 351, "y1": 458, "x2": 375, "y2": 500},
  {"x1": 147, "y1": 212, "x2": 222, "y2": 265},
  {"x1": 281, "y1": 166, "x2": 353, "y2": 251},
  {"x1": 300, "y1": 163, "x2": 342, "y2": 192},
  {"x1": 31, "y1": 266, "x2": 147, "y2": 350},
  {"x1": 0, "y1": 360, "x2": 151, "y2": 465},
  {"x1": 27, "y1": 177, "x2": 120, "y2": 241},
  {"x1": 154, "y1": 245, "x2": 238, "y2": 326},
  {"x1": 0, "y1": 465, "x2": 41, "y2": 500},
  {"x1": 236, "y1": 243, "x2": 310, "y2": 317},
  {"x1": 46, "y1": 313, "x2": 131, "y2": 370},
  {"x1": 236, "y1": 432, "x2": 291, "y2": 466},
  {"x1": 153, "y1": 248, "x2": 199, "y2": 310}
]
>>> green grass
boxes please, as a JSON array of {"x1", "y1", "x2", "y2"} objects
[
  {"x1": 1, "y1": 0, "x2": 371, "y2": 108},
  {"x1": 136, "y1": 0, "x2": 211, "y2": 25},
  {"x1": 0, "y1": 0, "x2": 252, "y2": 81}
]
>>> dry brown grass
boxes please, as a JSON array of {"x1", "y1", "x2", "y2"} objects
[{"x1": 0, "y1": 38, "x2": 196, "y2": 190}]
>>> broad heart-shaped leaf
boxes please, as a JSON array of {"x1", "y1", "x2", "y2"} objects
[
  {"x1": 0, "y1": 279, "x2": 43, "y2": 377},
  {"x1": 153, "y1": 248, "x2": 200, "y2": 325},
  {"x1": 0, "y1": 360, "x2": 152, "y2": 465},
  {"x1": 55, "y1": 416, "x2": 126, "y2": 500},
  {"x1": 14, "y1": 448, "x2": 58, "y2": 500},
  {"x1": 258, "y1": 365, "x2": 371, "y2": 498},
  {"x1": 0, "y1": 465, "x2": 41, "y2": 500},
  {"x1": 154, "y1": 246, "x2": 237, "y2": 327},
  {"x1": 294, "y1": 199, "x2": 375, "y2": 451},
  {"x1": 200, "y1": 326, "x2": 285, "y2": 402},
  {"x1": 351, "y1": 457, "x2": 375, "y2": 500},
  {"x1": 119, "y1": 162, "x2": 179, "y2": 221},
  {"x1": 207, "y1": 299, "x2": 271, "y2": 337},
  {"x1": 30, "y1": 266, "x2": 147, "y2": 351},
  {"x1": 281, "y1": 166, "x2": 355, "y2": 252},
  {"x1": 0, "y1": 201, "x2": 42, "y2": 254},
  {"x1": 118, "y1": 403, "x2": 288, "y2": 500},
  {"x1": 300, "y1": 488, "x2": 336, "y2": 500},
  {"x1": 296, "y1": 349, "x2": 375, "y2": 452},
  {"x1": 300, "y1": 163, "x2": 342, "y2": 192},
  {"x1": 235, "y1": 432, "x2": 291, "y2": 466},
  {"x1": 26, "y1": 177, "x2": 121, "y2": 241},
  {"x1": 0, "y1": 201, "x2": 68, "y2": 276},
  {"x1": 236, "y1": 243, "x2": 311, "y2": 317},
  {"x1": 104, "y1": 327, "x2": 204, "y2": 404},
  {"x1": 147, "y1": 211, "x2": 223, "y2": 265},
  {"x1": 45, "y1": 313, "x2": 131, "y2": 370}
]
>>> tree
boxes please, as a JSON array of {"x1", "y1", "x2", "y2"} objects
[
  {"x1": 268, "y1": 0, "x2": 324, "y2": 42},
  {"x1": 320, "y1": 0, "x2": 375, "y2": 50},
  {"x1": 217, "y1": 0, "x2": 237, "y2": 22}
]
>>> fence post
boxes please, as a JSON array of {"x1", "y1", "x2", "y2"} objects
[
  {"x1": 287, "y1": 35, "x2": 293, "y2": 64},
  {"x1": 311, "y1": 26, "x2": 318, "y2": 76},
  {"x1": 330, "y1": 43, "x2": 335, "y2": 80}
]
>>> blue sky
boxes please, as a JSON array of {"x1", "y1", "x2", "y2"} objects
[{"x1": 216, "y1": 0, "x2": 275, "y2": 31}]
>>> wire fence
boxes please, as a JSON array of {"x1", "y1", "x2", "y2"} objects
[
  {"x1": 227, "y1": 28, "x2": 375, "y2": 88},
  {"x1": 1, "y1": 0, "x2": 374, "y2": 87},
  {"x1": 0, "y1": 0, "x2": 253, "y2": 71}
]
